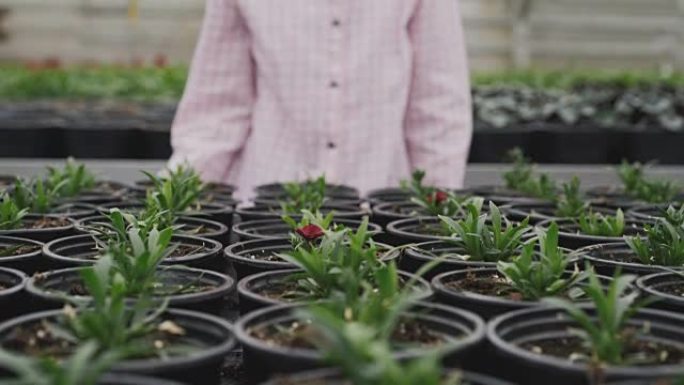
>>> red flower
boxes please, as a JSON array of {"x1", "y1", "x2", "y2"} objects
[
  {"x1": 296, "y1": 224, "x2": 325, "y2": 241},
  {"x1": 426, "y1": 191, "x2": 449, "y2": 204}
]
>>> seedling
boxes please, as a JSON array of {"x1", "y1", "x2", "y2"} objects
[
  {"x1": 46, "y1": 261, "x2": 186, "y2": 359},
  {"x1": 401, "y1": 170, "x2": 469, "y2": 217},
  {"x1": 439, "y1": 199, "x2": 532, "y2": 262},
  {"x1": 46, "y1": 158, "x2": 97, "y2": 198},
  {"x1": 577, "y1": 209, "x2": 625, "y2": 237},
  {"x1": 92, "y1": 209, "x2": 171, "y2": 251},
  {"x1": 0, "y1": 193, "x2": 28, "y2": 230},
  {"x1": 503, "y1": 148, "x2": 556, "y2": 200},
  {"x1": 282, "y1": 210, "x2": 338, "y2": 245},
  {"x1": 12, "y1": 178, "x2": 65, "y2": 214},
  {"x1": 104, "y1": 227, "x2": 176, "y2": 296},
  {"x1": 300, "y1": 307, "x2": 461, "y2": 385},
  {"x1": 278, "y1": 218, "x2": 384, "y2": 301},
  {"x1": 143, "y1": 166, "x2": 204, "y2": 228},
  {"x1": 279, "y1": 176, "x2": 327, "y2": 214},
  {"x1": 555, "y1": 177, "x2": 589, "y2": 218},
  {"x1": 661, "y1": 204, "x2": 684, "y2": 227},
  {"x1": 544, "y1": 270, "x2": 644, "y2": 365},
  {"x1": 626, "y1": 213, "x2": 684, "y2": 266},
  {"x1": 0, "y1": 341, "x2": 123, "y2": 385},
  {"x1": 498, "y1": 223, "x2": 588, "y2": 300},
  {"x1": 618, "y1": 161, "x2": 680, "y2": 203}
]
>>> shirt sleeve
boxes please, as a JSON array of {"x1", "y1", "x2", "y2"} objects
[
  {"x1": 168, "y1": 0, "x2": 254, "y2": 182},
  {"x1": 405, "y1": 0, "x2": 473, "y2": 188}
]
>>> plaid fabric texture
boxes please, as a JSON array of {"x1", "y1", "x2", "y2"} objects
[{"x1": 169, "y1": 0, "x2": 472, "y2": 199}]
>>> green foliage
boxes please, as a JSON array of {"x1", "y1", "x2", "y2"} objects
[
  {"x1": 46, "y1": 158, "x2": 96, "y2": 198},
  {"x1": 544, "y1": 271, "x2": 642, "y2": 365},
  {"x1": 503, "y1": 148, "x2": 556, "y2": 200},
  {"x1": 472, "y1": 70, "x2": 684, "y2": 89},
  {"x1": 0, "y1": 66, "x2": 186, "y2": 102},
  {"x1": 299, "y1": 308, "x2": 460, "y2": 385},
  {"x1": 87, "y1": 209, "x2": 177, "y2": 296},
  {"x1": 0, "y1": 194, "x2": 28, "y2": 230},
  {"x1": 555, "y1": 177, "x2": 589, "y2": 218},
  {"x1": 283, "y1": 210, "x2": 335, "y2": 236},
  {"x1": 12, "y1": 178, "x2": 65, "y2": 214},
  {"x1": 473, "y1": 83, "x2": 684, "y2": 132},
  {"x1": 400, "y1": 170, "x2": 468, "y2": 217},
  {"x1": 626, "y1": 211, "x2": 684, "y2": 266},
  {"x1": 56, "y1": 262, "x2": 169, "y2": 355},
  {"x1": 498, "y1": 223, "x2": 588, "y2": 300},
  {"x1": 278, "y1": 218, "x2": 386, "y2": 302},
  {"x1": 439, "y1": 199, "x2": 532, "y2": 262},
  {"x1": 143, "y1": 165, "x2": 204, "y2": 228},
  {"x1": 279, "y1": 176, "x2": 327, "y2": 214},
  {"x1": 661, "y1": 205, "x2": 684, "y2": 226},
  {"x1": 577, "y1": 209, "x2": 625, "y2": 237},
  {"x1": 0, "y1": 342, "x2": 122, "y2": 385},
  {"x1": 106, "y1": 227, "x2": 175, "y2": 295},
  {"x1": 617, "y1": 161, "x2": 680, "y2": 203}
]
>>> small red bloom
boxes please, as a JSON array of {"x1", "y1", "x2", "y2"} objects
[
  {"x1": 296, "y1": 224, "x2": 325, "y2": 241},
  {"x1": 426, "y1": 191, "x2": 449, "y2": 204}
]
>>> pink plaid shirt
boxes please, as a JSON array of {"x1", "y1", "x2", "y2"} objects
[{"x1": 169, "y1": 0, "x2": 472, "y2": 199}]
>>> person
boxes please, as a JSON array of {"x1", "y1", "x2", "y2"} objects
[{"x1": 169, "y1": 0, "x2": 472, "y2": 199}]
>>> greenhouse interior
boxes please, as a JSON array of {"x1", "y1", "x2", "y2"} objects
[{"x1": 0, "y1": 1, "x2": 683, "y2": 385}]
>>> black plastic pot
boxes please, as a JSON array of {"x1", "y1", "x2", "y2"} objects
[
  {"x1": 26, "y1": 266, "x2": 235, "y2": 315},
  {"x1": 130, "y1": 179, "x2": 236, "y2": 202},
  {"x1": 75, "y1": 214, "x2": 230, "y2": 246},
  {"x1": 371, "y1": 201, "x2": 423, "y2": 228},
  {"x1": 43, "y1": 234, "x2": 225, "y2": 272},
  {"x1": 585, "y1": 186, "x2": 656, "y2": 209},
  {"x1": 464, "y1": 185, "x2": 550, "y2": 205},
  {"x1": 581, "y1": 242, "x2": 680, "y2": 276},
  {"x1": 385, "y1": 217, "x2": 451, "y2": 246},
  {"x1": 432, "y1": 268, "x2": 618, "y2": 320},
  {"x1": 502, "y1": 202, "x2": 616, "y2": 225},
  {"x1": 235, "y1": 301, "x2": 485, "y2": 381},
  {"x1": 400, "y1": 241, "x2": 509, "y2": 279},
  {"x1": 62, "y1": 180, "x2": 130, "y2": 206},
  {"x1": 237, "y1": 268, "x2": 432, "y2": 315},
  {"x1": 488, "y1": 306, "x2": 684, "y2": 385},
  {"x1": 0, "y1": 267, "x2": 27, "y2": 321},
  {"x1": 366, "y1": 187, "x2": 411, "y2": 205},
  {"x1": 627, "y1": 203, "x2": 683, "y2": 221},
  {"x1": 0, "y1": 236, "x2": 44, "y2": 274},
  {"x1": 232, "y1": 218, "x2": 382, "y2": 242},
  {"x1": 259, "y1": 368, "x2": 514, "y2": 385},
  {"x1": 255, "y1": 183, "x2": 359, "y2": 200},
  {"x1": 224, "y1": 238, "x2": 293, "y2": 280},
  {"x1": 0, "y1": 214, "x2": 75, "y2": 243},
  {"x1": 98, "y1": 374, "x2": 187, "y2": 385},
  {"x1": 0, "y1": 308, "x2": 236, "y2": 385},
  {"x1": 253, "y1": 197, "x2": 365, "y2": 209},
  {"x1": 97, "y1": 201, "x2": 235, "y2": 229},
  {"x1": 537, "y1": 218, "x2": 648, "y2": 250},
  {"x1": 401, "y1": 240, "x2": 579, "y2": 280},
  {"x1": 236, "y1": 204, "x2": 369, "y2": 223},
  {"x1": 224, "y1": 238, "x2": 400, "y2": 281},
  {"x1": 636, "y1": 272, "x2": 684, "y2": 313},
  {"x1": 44, "y1": 202, "x2": 98, "y2": 220}
]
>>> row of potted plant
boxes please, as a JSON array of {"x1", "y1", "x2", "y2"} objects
[
  {"x1": 0, "y1": 153, "x2": 682, "y2": 384},
  {"x1": 227, "y1": 203, "x2": 684, "y2": 384},
  {"x1": 0, "y1": 160, "x2": 243, "y2": 384}
]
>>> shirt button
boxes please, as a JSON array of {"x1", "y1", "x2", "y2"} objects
[
  {"x1": 329, "y1": 81, "x2": 339, "y2": 89},
  {"x1": 327, "y1": 142, "x2": 336, "y2": 149},
  {"x1": 332, "y1": 19, "x2": 341, "y2": 27}
]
